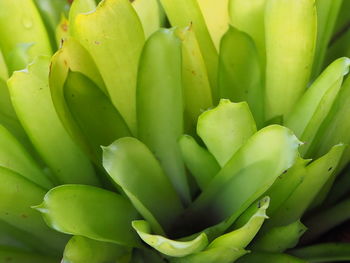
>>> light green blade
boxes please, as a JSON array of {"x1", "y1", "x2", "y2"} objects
[
  {"x1": 176, "y1": 26, "x2": 213, "y2": 136},
  {"x1": 268, "y1": 144, "x2": 345, "y2": 227},
  {"x1": 64, "y1": 72, "x2": 131, "y2": 163},
  {"x1": 208, "y1": 197, "x2": 269, "y2": 250},
  {"x1": 179, "y1": 135, "x2": 220, "y2": 190},
  {"x1": 132, "y1": 220, "x2": 208, "y2": 257},
  {"x1": 218, "y1": 27, "x2": 264, "y2": 127},
  {"x1": 188, "y1": 125, "x2": 300, "y2": 227},
  {"x1": 63, "y1": 236, "x2": 131, "y2": 263},
  {"x1": 132, "y1": 0, "x2": 161, "y2": 38},
  {"x1": 312, "y1": 0, "x2": 344, "y2": 78},
  {"x1": 137, "y1": 28, "x2": 190, "y2": 204},
  {"x1": 8, "y1": 56, "x2": 98, "y2": 185},
  {"x1": 285, "y1": 57, "x2": 350, "y2": 156},
  {"x1": 197, "y1": 99, "x2": 257, "y2": 167},
  {"x1": 196, "y1": 0, "x2": 230, "y2": 51},
  {"x1": 74, "y1": 0, "x2": 145, "y2": 134},
  {"x1": 0, "y1": 125, "x2": 52, "y2": 189},
  {"x1": 159, "y1": 0, "x2": 218, "y2": 101},
  {"x1": 251, "y1": 220, "x2": 307, "y2": 253},
  {"x1": 229, "y1": 0, "x2": 267, "y2": 66},
  {"x1": 33, "y1": 0, "x2": 70, "y2": 50},
  {"x1": 264, "y1": 0, "x2": 317, "y2": 120},
  {"x1": 103, "y1": 137, "x2": 183, "y2": 234},
  {"x1": 0, "y1": 0, "x2": 52, "y2": 71},
  {"x1": 34, "y1": 184, "x2": 140, "y2": 247},
  {"x1": 55, "y1": 16, "x2": 69, "y2": 47},
  {"x1": 68, "y1": 0, "x2": 96, "y2": 35},
  {"x1": 0, "y1": 49, "x2": 8, "y2": 79},
  {"x1": 0, "y1": 167, "x2": 68, "y2": 255}
]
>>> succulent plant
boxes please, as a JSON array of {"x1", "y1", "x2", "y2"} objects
[{"x1": 0, "y1": 0, "x2": 350, "y2": 262}]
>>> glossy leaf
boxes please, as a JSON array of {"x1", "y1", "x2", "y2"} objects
[
  {"x1": 103, "y1": 137, "x2": 183, "y2": 234},
  {"x1": 64, "y1": 72, "x2": 131, "y2": 162},
  {"x1": 285, "y1": 57, "x2": 350, "y2": 156},
  {"x1": 176, "y1": 26, "x2": 213, "y2": 135},
  {"x1": 159, "y1": 0, "x2": 218, "y2": 101},
  {"x1": 188, "y1": 125, "x2": 300, "y2": 227},
  {"x1": 132, "y1": 220, "x2": 208, "y2": 257},
  {"x1": 35, "y1": 184, "x2": 140, "y2": 247},
  {"x1": 0, "y1": 167, "x2": 67, "y2": 255},
  {"x1": 132, "y1": 0, "x2": 161, "y2": 37},
  {"x1": 74, "y1": 0, "x2": 145, "y2": 134},
  {"x1": 264, "y1": 0, "x2": 317, "y2": 120},
  {"x1": 0, "y1": 0, "x2": 52, "y2": 70},
  {"x1": 197, "y1": 0, "x2": 230, "y2": 50},
  {"x1": 268, "y1": 144, "x2": 345, "y2": 227},
  {"x1": 197, "y1": 99, "x2": 257, "y2": 167},
  {"x1": 171, "y1": 247, "x2": 247, "y2": 263},
  {"x1": 68, "y1": 0, "x2": 96, "y2": 34},
  {"x1": 312, "y1": 0, "x2": 343, "y2": 78},
  {"x1": 218, "y1": 27, "x2": 264, "y2": 127},
  {"x1": 179, "y1": 135, "x2": 220, "y2": 190},
  {"x1": 63, "y1": 236, "x2": 131, "y2": 263},
  {"x1": 0, "y1": 125, "x2": 52, "y2": 189},
  {"x1": 251, "y1": 221, "x2": 307, "y2": 253},
  {"x1": 208, "y1": 196, "x2": 269, "y2": 250},
  {"x1": 8, "y1": 56, "x2": 98, "y2": 185},
  {"x1": 137, "y1": 28, "x2": 190, "y2": 204},
  {"x1": 228, "y1": 0, "x2": 267, "y2": 66}
]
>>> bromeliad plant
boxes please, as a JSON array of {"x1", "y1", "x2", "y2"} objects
[{"x1": 0, "y1": 0, "x2": 350, "y2": 262}]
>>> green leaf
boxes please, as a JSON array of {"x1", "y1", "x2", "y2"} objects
[
  {"x1": 159, "y1": 0, "x2": 218, "y2": 101},
  {"x1": 228, "y1": 0, "x2": 267, "y2": 66},
  {"x1": 0, "y1": 0, "x2": 52, "y2": 70},
  {"x1": 197, "y1": 99, "x2": 257, "y2": 167},
  {"x1": 55, "y1": 16, "x2": 69, "y2": 47},
  {"x1": 312, "y1": 0, "x2": 343, "y2": 78},
  {"x1": 0, "y1": 125, "x2": 52, "y2": 189},
  {"x1": 264, "y1": 0, "x2": 317, "y2": 120},
  {"x1": 63, "y1": 236, "x2": 131, "y2": 263},
  {"x1": 8, "y1": 56, "x2": 98, "y2": 186},
  {"x1": 175, "y1": 26, "x2": 213, "y2": 136},
  {"x1": 64, "y1": 71, "x2": 131, "y2": 162},
  {"x1": 132, "y1": 220, "x2": 208, "y2": 257},
  {"x1": 170, "y1": 247, "x2": 247, "y2": 263},
  {"x1": 237, "y1": 252, "x2": 307, "y2": 263},
  {"x1": 196, "y1": 0, "x2": 230, "y2": 50},
  {"x1": 74, "y1": 0, "x2": 145, "y2": 134},
  {"x1": 285, "y1": 57, "x2": 350, "y2": 156},
  {"x1": 35, "y1": 184, "x2": 140, "y2": 247},
  {"x1": 132, "y1": 0, "x2": 161, "y2": 38},
  {"x1": 268, "y1": 144, "x2": 345, "y2": 227},
  {"x1": 103, "y1": 137, "x2": 183, "y2": 234},
  {"x1": 0, "y1": 167, "x2": 68, "y2": 255},
  {"x1": 208, "y1": 196, "x2": 269, "y2": 250},
  {"x1": 0, "y1": 49, "x2": 9, "y2": 79},
  {"x1": 33, "y1": 0, "x2": 70, "y2": 50},
  {"x1": 68, "y1": 0, "x2": 96, "y2": 34},
  {"x1": 188, "y1": 125, "x2": 300, "y2": 227},
  {"x1": 307, "y1": 71, "x2": 350, "y2": 170},
  {"x1": 251, "y1": 220, "x2": 307, "y2": 253},
  {"x1": 179, "y1": 135, "x2": 220, "y2": 190},
  {"x1": 218, "y1": 27, "x2": 264, "y2": 127},
  {"x1": 137, "y1": 28, "x2": 190, "y2": 204},
  {"x1": 290, "y1": 243, "x2": 350, "y2": 263},
  {"x1": 0, "y1": 246, "x2": 59, "y2": 263}
]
